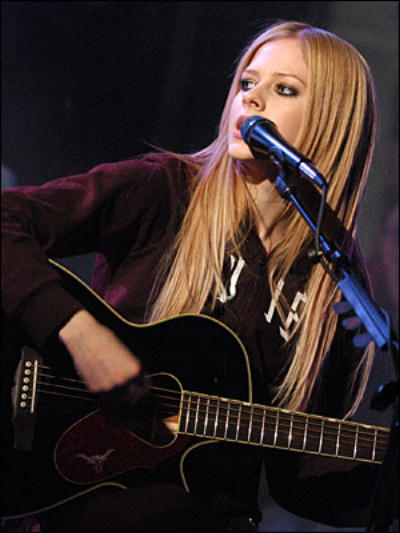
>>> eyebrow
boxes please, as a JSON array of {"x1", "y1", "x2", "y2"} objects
[{"x1": 242, "y1": 68, "x2": 306, "y2": 86}]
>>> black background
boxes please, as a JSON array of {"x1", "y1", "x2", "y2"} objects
[{"x1": 2, "y1": 1, "x2": 332, "y2": 183}]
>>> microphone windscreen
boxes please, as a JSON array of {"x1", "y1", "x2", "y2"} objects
[{"x1": 240, "y1": 116, "x2": 277, "y2": 142}]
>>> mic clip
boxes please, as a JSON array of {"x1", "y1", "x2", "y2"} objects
[
  {"x1": 274, "y1": 167, "x2": 296, "y2": 200},
  {"x1": 307, "y1": 248, "x2": 324, "y2": 264}
]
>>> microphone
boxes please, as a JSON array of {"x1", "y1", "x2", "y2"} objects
[{"x1": 240, "y1": 115, "x2": 327, "y2": 189}]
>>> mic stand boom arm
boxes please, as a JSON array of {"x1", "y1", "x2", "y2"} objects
[{"x1": 274, "y1": 168, "x2": 398, "y2": 356}]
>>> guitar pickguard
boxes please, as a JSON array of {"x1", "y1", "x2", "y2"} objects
[{"x1": 54, "y1": 372, "x2": 190, "y2": 485}]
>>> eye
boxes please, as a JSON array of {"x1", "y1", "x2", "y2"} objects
[
  {"x1": 239, "y1": 78, "x2": 257, "y2": 92},
  {"x1": 276, "y1": 84, "x2": 298, "y2": 97}
]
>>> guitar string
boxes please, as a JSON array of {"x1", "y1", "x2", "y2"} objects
[
  {"x1": 35, "y1": 365, "x2": 390, "y2": 443},
  {"x1": 36, "y1": 388, "x2": 95, "y2": 403},
  {"x1": 32, "y1": 380, "x2": 387, "y2": 451},
  {"x1": 35, "y1": 370, "x2": 387, "y2": 444},
  {"x1": 34, "y1": 386, "x2": 386, "y2": 458},
  {"x1": 34, "y1": 373, "x2": 387, "y2": 447}
]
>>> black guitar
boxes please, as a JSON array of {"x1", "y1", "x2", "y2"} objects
[{"x1": 1, "y1": 260, "x2": 389, "y2": 520}]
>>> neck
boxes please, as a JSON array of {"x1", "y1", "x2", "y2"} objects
[{"x1": 243, "y1": 165, "x2": 287, "y2": 253}]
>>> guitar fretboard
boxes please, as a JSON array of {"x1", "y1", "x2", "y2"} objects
[{"x1": 179, "y1": 391, "x2": 388, "y2": 464}]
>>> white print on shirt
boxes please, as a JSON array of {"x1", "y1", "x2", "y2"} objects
[
  {"x1": 217, "y1": 255, "x2": 246, "y2": 303},
  {"x1": 264, "y1": 278, "x2": 307, "y2": 341},
  {"x1": 218, "y1": 256, "x2": 307, "y2": 341},
  {"x1": 264, "y1": 278, "x2": 285, "y2": 322}
]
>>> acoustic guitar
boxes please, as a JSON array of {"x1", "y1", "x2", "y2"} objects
[{"x1": 1, "y1": 260, "x2": 388, "y2": 520}]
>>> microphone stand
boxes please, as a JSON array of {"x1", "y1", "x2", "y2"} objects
[{"x1": 273, "y1": 166, "x2": 399, "y2": 532}]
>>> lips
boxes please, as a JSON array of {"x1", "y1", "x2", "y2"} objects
[
  {"x1": 232, "y1": 115, "x2": 250, "y2": 139},
  {"x1": 235, "y1": 115, "x2": 249, "y2": 131}
]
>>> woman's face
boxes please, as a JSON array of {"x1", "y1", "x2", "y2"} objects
[{"x1": 228, "y1": 38, "x2": 308, "y2": 164}]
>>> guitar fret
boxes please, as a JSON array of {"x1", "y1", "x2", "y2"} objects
[
  {"x1": 336, "y1": 422, "x2": 341, "y2": 456},
  {"x1": 193, "y1": 396, "x2": 200, "y2": 435},
  {"x1": 224, "y1": 401, "x2": 230, "y2": 439},
  {"x1": 318, "y1": 420, "x2": 325, "y2": 453},
  {"x1": 288, "y1": 413, "x2": 294, "y2": 449},
  {"x1": 213, "y1": 398, "x2": 220, "y2": 437},
  {"x1": 184, "y1": 393, "x2": 191, "y2": 434},
  {"x1": 247, "y1": 405, "x2": 254, "y2": 442},
  {"x1": 335, "y1": 422, "x2": 342, "y2": 457},
  {"x1": 353, "y1": 425, "x2": 359, "y2": 459},
  {"x1": 235, "y1": 404, "x2": 242, "y2": 441},
  {"x1": 204, "y1": 397, "x2": 210, "y2": 436},
  {"x1": 273, "y1": 410, "x2": 279, "y2": 447},
  {"x1": 302, "y1": 417, "x2": 309, "y2": 451},
  {"x1": 287, "y1": 414, "x2": 304, "y2": 451},
  {"x1": 217, "y1": 399, "x2": 228, "y2": 439},
  {"x1": 260, "y1": 410, "x2": 266, "y2": 445},
  {"x1": 372, "y1": 428, "x2": 377, "y2": 462}
]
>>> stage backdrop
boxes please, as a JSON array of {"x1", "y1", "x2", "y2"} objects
[{"x1": 2, "y1": 2, "x2": 398, "y2": 531}]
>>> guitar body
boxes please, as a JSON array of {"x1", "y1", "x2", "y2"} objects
[{"x1": 2, "y1": 261, "x2": 253, "y2": 518}]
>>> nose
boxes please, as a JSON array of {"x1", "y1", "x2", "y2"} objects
[{"x1": 242, "y1": 87, "x2": 265, "y2": 111}]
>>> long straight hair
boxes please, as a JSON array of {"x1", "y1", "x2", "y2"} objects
[{"x1": 147, "y1": 21, "x2": 377, "y2": 417}]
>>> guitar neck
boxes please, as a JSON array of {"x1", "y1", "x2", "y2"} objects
[{"x1": 178, "y1": 391, "x2": 388, "y2": 464}]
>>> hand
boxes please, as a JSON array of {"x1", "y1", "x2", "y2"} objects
[
  {"x1": 59, "y1": 310, "x2": 173, "y2": 444},
  {"x1": 59, "y1": 309, "x2": 142, "y2": 392},
  {"x1": 96, "y1": 372, "x2": 174, "y2": 444}
]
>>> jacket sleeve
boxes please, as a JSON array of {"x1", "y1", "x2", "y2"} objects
[{"x1": 1, "y1": 156, "x2": 169, "y2": 351}]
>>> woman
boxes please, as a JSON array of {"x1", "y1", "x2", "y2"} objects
[{"x1": 2, "y1": 20, "x2": 380, "y2": 531}]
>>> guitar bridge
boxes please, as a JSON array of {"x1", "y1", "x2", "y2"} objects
[{"x1": 11, "y1": 346, "x2": 42, "y2": 451}]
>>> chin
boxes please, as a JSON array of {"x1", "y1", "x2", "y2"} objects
[
  {"x1": 229, "y1": 152, "x2": 280, "y2": 181},
  {"x1": 228, "y1": 140, "x2": 254, "y2": 161}
]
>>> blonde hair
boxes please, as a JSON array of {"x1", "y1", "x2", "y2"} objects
[{"x1": 147, "y1": 21, "x2": 377, "y2": 417}]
